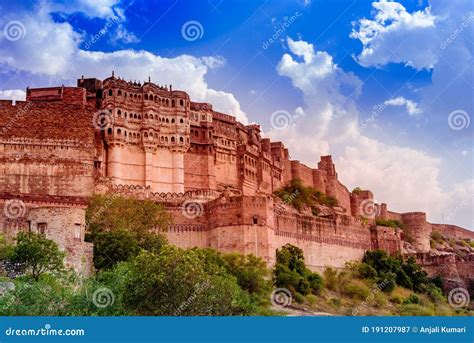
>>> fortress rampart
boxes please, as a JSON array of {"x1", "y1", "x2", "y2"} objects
[{"x1": 0, "y1": 75, "x2": 472, "y2": 286}]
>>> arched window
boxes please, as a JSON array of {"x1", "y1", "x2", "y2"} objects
[
  {"x1": 172, "y1": 99, "x2": 175, "y2": 107},
  {"x1": 124, "y1": 112, "x2": 127, "y2": 119},
  {"x1": 171, "y1": 136, "x2": 175, "y2": 143},
  {"x1": 166, "y1": 99, "x2": 169, "y2": 106},
  {"x1": 108, "y1": 89, "x2": 113, "y2": 96},
  {"x1": 144, "y1": 132, "x2": 148, "y2": 138},
  {"x1": 138, "y1": 115, "x2": 141, "y2": 120},
  {"x1": 180, "y1": 99, "x2": 184, "y2": 107},
  {"x1": 107, "y1": 128, "x2": 112, "y2": 135},
  {"x1": 179, "y1": 137, "x2": 184, "y2": 144},
  {"x1": 171, "y1": 118, "x2": 175, "y2": 123},
  {"x1": 118, "y1": 90, "x2": 122, "y2": 96},
  {"x1": 144, "y1": 94, "x2": 148, "y2": 100},
  {"x1": 117, "y1": 129, "x2": 121, "y2": 135},
  {"x1": 166, "y1": 118, "x2": 169, "y2": 123},
  {"x1": 154, "y1": 95, "x2": 158, "y2": 101},
  {"x1": 117, "y1": 110, "x2": 121, "y2": 116},
  {"x1": 180, "y1": 118, "x2": 184, "y2": 123},
  {"x1": 144, "y1": 114, "x2": 148, "y2": 119}
]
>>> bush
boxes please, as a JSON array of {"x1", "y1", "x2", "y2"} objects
[
  {"x1": 123, "y1": 248, "x2": 254, "y2": 315},
  {"x1": 306, "y1": 294, "x2": 318, "y2": 306},
  {"x1": 357, "y1": 263, "x2": 377, "y2": 279},
  {"x1": 342, "y1": 281, "x2": 371, "y2": 300},
  {"x1": 274, "y1": 178, "x2": 337, "y2": 211},
  {"x1": 273, "y1": 244, "x2": 324, "y2": 296},
  {"x1": 294, "y1": 292, "x2": 305, "y2": 304},
  {"x1": 403, "y1": 294, "x2": 421, "y2": 305},
  {"x1": 323, "y1": 267, "x2": 338, "y2": 291},
  {"x1": 399, "y1": 304, "x2": 434, "y2": 316}
]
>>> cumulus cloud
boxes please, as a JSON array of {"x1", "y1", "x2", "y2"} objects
[
  {"x1": 384, "y1": 96, "x2": 422, "y2": 115},
  {"x1": 0, "y1": 89, "x2": 26, "y2": 102},
  {"x1": 267, "y1": 37, "x2": 472, "y2": 229},
  {"x1": 350, "y1": 0, "x2": 438, "y2": 69},
  {"x1": 0, "y1": 2, "x2": 248, "y2": 123}
]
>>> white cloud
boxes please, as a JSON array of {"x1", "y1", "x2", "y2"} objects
[
  {"x1": 0, "y1": 89, "x2": 26, "y2": 101},
  {"x1": 384, "y1": 96, "x2": 422, "y2": 115},
  {"x1": 0, "y1": 3, "x2": 248, "y2": 123},
  {"x1": 350, "y1": 0, "x2": 438, "y2": 69},
  {"x1": 268, "y1": 37, "x2": 472, "y2": 229}
]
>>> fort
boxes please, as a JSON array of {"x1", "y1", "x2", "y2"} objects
[{"x1": 0, "y1": 75, "x2": 472, "y2": 292}]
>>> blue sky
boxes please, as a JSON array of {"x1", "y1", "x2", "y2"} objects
[{"x1": 0, "y1": 0, "x2": 472, "y2": 229}]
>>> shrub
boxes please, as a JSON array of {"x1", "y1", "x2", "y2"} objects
[
  {"x1": 357, "y1": 263, "x2": 377, "y2": 279},
  {"x1": 399, "y1": 304, "x2": 434, "y2": 316},
  {"x1": 403, "y1": 294, "x2": 421, "y2": 305},
  {"x1": 273, "y1": 244, "x2": 324, "y2": 296},
  {"x1": 323, "y1": 267, "x2": 338, "y2": 291},
  {"x1": 294, "y1": 292, "x2": 305, "y2": 304},
  {"x1": 431, "y1": 231, "x2": 443, "y2": 243},
  {"x1": 220, "y1": 253, "x2": 272, "y2": 305},
  {"x1": 342, "y1": 281, "x2": 370, "y2": 300},
  {"x1": 274, "y1": 178, "x2": 337, "y2": 211},
  {"x1": 123, "y1": 248, "x2": 254, "y2": 316},
  {"x1": 306, "y1": 294, "x2": 318, "y2": 306}
]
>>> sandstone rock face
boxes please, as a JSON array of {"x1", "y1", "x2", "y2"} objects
[{"x1": 0, "y1": 76, "x2": 472, "y2": 285}]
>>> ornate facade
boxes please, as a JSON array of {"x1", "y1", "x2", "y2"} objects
[{"x1": 0, "y1": 75, "x2": 472, "y2": 290}]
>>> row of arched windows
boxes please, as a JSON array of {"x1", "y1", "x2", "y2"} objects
[
  {"x1": 106, "y1": 127, "x2": 188, "y2": 145},
  {"x1": 104, "y1": 88, "x2": 189, "y2": 108},
  {"x1": 116, "y1": 109, "x2": 186, "y2": 124}
]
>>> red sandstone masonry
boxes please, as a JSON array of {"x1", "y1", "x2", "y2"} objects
[{"x1": 0, "y1": 76, "x2": 472, "y2": 280}]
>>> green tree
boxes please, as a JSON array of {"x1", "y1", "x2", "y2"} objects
[
  {"x1": 123, "y1": 247, "x2": 253, "y2": 315},
  {"x1": 274, "y1": 244, "x2": 323, "y2": 296},
  {"x1": 10, "y1": 232, "x2": 65, "y2": 281},
  {"x1": 86, "y1": 194, "x2": 170, "y2": 270}
]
